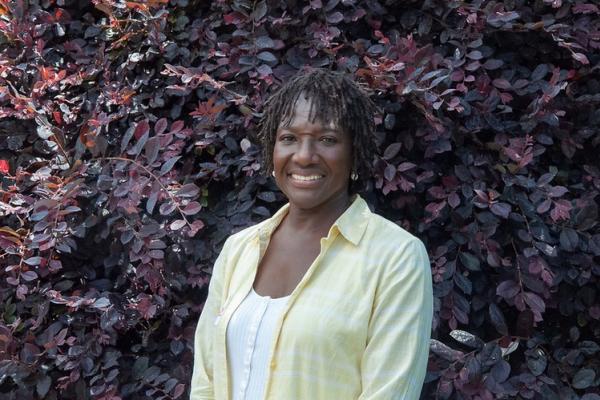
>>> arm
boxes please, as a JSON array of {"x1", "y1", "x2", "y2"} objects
[
  {"x1": 358, "y1": 239, "x2": 433, "y2": 400},
  {"x1": 190, "y1": 239, "x2": 229, "y2": 400}
]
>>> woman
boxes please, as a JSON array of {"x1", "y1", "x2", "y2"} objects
[{"x1": 191, "y1": 69, "x2": 433, "y2": 400}]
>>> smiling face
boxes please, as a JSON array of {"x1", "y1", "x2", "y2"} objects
[{"x1": 272, "y1": 95, "x2": 353, "y2": 212}]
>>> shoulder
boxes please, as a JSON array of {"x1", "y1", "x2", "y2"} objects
[
  {"x1": 365, "y1": 211, "x2": 425, "y2": 250},
  {"x1": 361, "y1": 211, "x2": 429, "y2": 274}
]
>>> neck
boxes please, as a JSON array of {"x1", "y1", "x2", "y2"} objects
[{"x1": 283, "y1": 193, "x2": 352, "y2": 236}]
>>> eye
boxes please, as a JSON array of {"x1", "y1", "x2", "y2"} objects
[
  {"x1": 320, "y1": 136, "x2": 338, "y2": 144},
  {"x1": 278, "y1": 134, "x2": 295, "y2": 142}
]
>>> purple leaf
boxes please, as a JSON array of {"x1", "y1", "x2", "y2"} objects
[
  {"x1": 170, "y1": 220, "x2": 186, "y2": 231},
  {"x1": 383, "y1": 143, "x2": 402, "y2": 160},
  {"x1": 397, "y1": 162, "x2": 416, "y2": 172},
  {"x1": 159, "y1": 202, "x2": 177, "y2": 216},
  {"x1": 489, "y1": 303, "x2": 509, "y2": 335},
  {"x1": 491, "y1": 202, "x2": 511, "y2": 218},
  {"x1": 524, "y1": 292, "x2": 545, "y2": 313},
  {"x1": 572, "y1": 52, "x2": 589, "y2": 65},
  {"x1": 146, "y1": 190, "x2": 159, "y2": 214},
  {"x1": 159, "y1": 156, "x2": 181, "y2": 176},
  {"x1": 492, "y1": 78, "x2": 512, "y2": 90},
  {"x1": 21, "y1": 270, "x2": 39, "y2": 281},
  {"x1": 536, "y1": 199, "x2": 551, "y2": 213},
  {"x1": 326, "y1": 11, "x2": 343, "y2": 24},
  {"x1": 24, "y1": 256, "x2": 43, "y2": 266},
  {"x1": 483, "y1": 59, "x2": 503, "y2": 70},
  {"x1": 144, "y1": 136, "x2": 160, "y2": 165},
  {"x1": 497, "y1": 280, "x2": 520, "y2": 299},
  {"x1": 383, "y1": 164, "x2": 396, "y2": 181},
  {"x1": 176, "y1": 183, "x2": 200, "y2": 198}
]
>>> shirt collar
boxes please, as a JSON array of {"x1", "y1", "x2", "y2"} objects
[{"x1": 258, "y1": 194, "x2": 371, "y2": 246}]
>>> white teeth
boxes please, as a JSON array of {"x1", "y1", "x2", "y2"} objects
[{"x1": 291, "y1": 174, "x2": 324, "y2": 181}]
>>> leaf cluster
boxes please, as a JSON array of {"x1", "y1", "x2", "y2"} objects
[{"x1": 0, "y1": 0, "x2": 599, "y2": 399}]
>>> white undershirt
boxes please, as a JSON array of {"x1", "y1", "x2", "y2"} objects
[{"x1": 226, "y1": 288, "x2": 291, "y2": 400}]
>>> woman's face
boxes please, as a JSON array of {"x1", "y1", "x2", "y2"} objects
[{"x1": 272, "y1": 96, "x2": 352, "y2": 212}]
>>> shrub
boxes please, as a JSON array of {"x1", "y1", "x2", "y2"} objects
[{"x1": 0, "y1": 0, "x2": 598, "y2": 399}]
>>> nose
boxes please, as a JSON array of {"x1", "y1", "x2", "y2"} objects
[{"x1": 292, "y1": 138, "x2": 318, "y2": 166}]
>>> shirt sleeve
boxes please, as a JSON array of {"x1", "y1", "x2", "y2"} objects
[
  {"x1": 190, "y1": 238, "x2": 230, "y2": 400},
  {"x1": 358, "y1": 238, "x2": 433, "y2": 400}
]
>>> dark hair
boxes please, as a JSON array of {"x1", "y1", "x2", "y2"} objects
[{"x1": 257, "y1": 68, "x2": 378, "y2": 193}]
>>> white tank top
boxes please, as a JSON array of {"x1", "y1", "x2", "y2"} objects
[{"x1": 226, "y1": 288, "x2": 291, "y2": 400}]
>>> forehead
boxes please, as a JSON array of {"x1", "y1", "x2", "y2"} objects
[{"x1": 278, "y1": 95, "x2": 339, "y2": 131}]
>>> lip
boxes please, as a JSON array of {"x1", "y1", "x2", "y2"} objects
[{"x1": 287, "y1": 173, "x2": 325, "y2": 188}]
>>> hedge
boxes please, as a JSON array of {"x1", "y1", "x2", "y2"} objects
[{"x1": 0, "y1": 0, "x2": 599, "y2": 399}]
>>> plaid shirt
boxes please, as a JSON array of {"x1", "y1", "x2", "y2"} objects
[{"x1": 191, "y1": 194, "x2": 433, "y2": 400}]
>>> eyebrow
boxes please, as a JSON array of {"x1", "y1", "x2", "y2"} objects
[{"x1": 277, "y1": 125, "x2": 342, "y2": 135}]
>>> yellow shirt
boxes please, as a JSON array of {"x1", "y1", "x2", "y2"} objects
[{"x1": 191, "y1": 194, "x2": 433, "y2": 400}]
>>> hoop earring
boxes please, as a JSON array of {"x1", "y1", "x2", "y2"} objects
[{"x1": 350, "y1": 172, "x2": 358, "y2": 181}]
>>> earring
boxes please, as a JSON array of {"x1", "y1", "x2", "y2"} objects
[
  {"x1": 351, "y1": 172, "x2": 358, "y2": 181},
  {"x1": 271, "y1": 171, "x2": 275, "y2": 177}
]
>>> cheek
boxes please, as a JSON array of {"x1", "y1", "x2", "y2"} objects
[
  {"x1": 272, "y1": 145, "x2": 289, "y2": 170},
  {"x1": 334, "y1": 145, "x2": 353, "y2": 174}
]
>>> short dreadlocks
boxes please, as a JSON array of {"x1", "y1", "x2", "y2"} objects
[{"x1": 257, "y1": 68, "x2": 378, "y2": 194}]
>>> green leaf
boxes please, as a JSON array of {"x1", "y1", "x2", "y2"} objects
[
  {"x1": 459, "y1": 252, "x2": 480, "y2": 271},
  {"x1": 572, "y1": 368, "x2": 595, "y2": 389}
]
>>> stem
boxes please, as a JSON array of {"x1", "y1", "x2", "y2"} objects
[{"x1": 510, "y1": 239, "x2": 524, "y2": 291}]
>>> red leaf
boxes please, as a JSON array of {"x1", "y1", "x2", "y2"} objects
[
  {"x1": 154, "y1": 118, "x2": 168, "y2": 135},
  {"x1": 172, "y1": 383, "x2": 185, "y2": 399},
  {"x1": 182, "y1": 201, "x2": 202, "y2": 215},
  {"x1": 0, "y1": 160, "x2": 9, "y2": 174},
  {"x1": 425, "y1": 201, "x2": 446, "y2": 217},
  {"x1": 170, "y1": 120, "x2": 184, "y2": 134},
  {"x1": 550, "y1": 199, "x2": 572, "y2": 222},
  {"x1": 137, "y1": 296, "x2": 157, "y2": 320},
  {"x1": 187, "y1": 220, "x2": 205, "y2": 237},
  {"x1": 398, "y1": 177, "x2": 415, "y2": 192},
  {"x1": 134, "y1": 120, "x2": 150, "y2": 140}
]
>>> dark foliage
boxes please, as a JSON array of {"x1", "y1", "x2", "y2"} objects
[{"x1": 0, "y1": 0, "x2": 599, "y2": 399}]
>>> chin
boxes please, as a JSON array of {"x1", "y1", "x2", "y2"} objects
[
  {"x1": 285, "y1": 194, "x2": 325, "y2": 210},
  {"x1": 282, "y1": 186, "x2": 348, "y2": 212}
]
